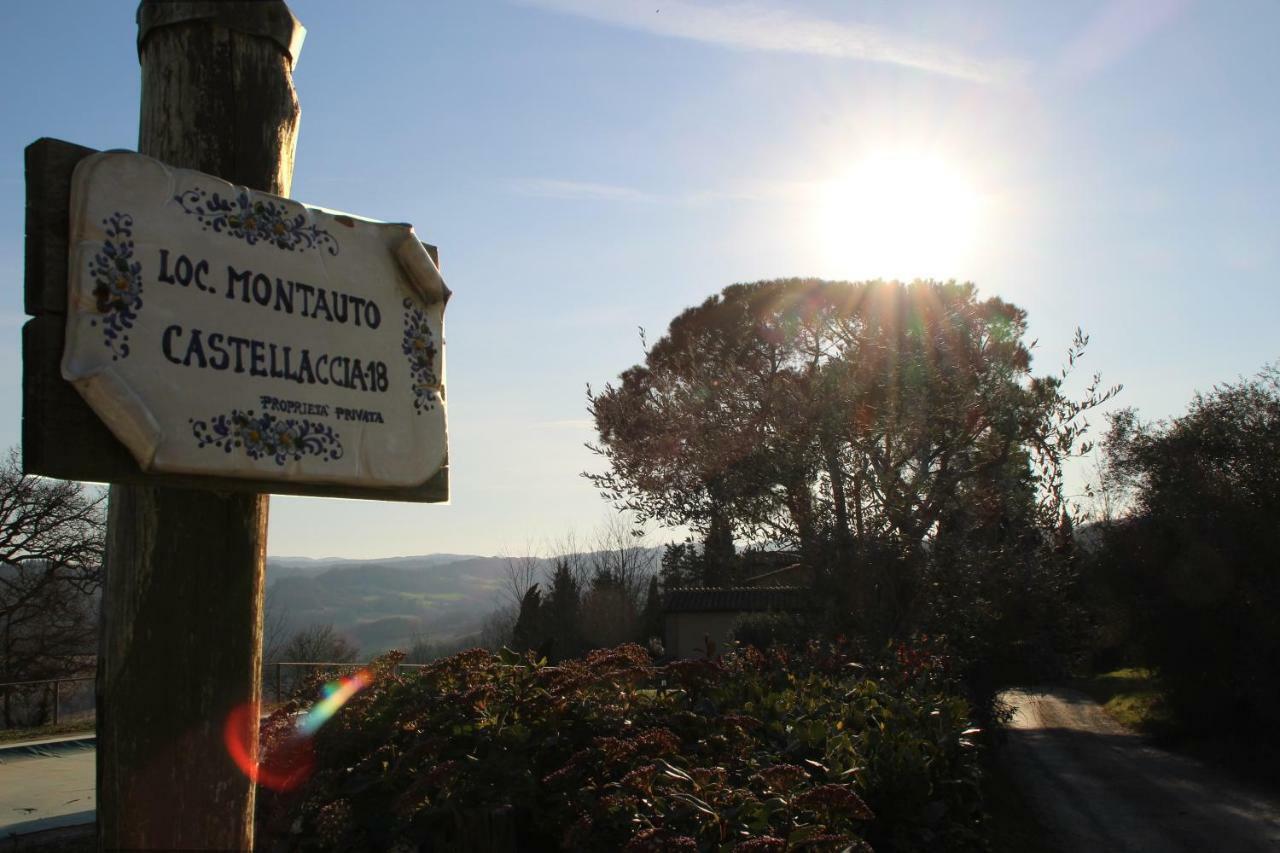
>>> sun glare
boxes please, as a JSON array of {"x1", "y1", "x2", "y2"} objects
[{"x1": 818, "y1": 153, "x2": 983, "y2": 281}]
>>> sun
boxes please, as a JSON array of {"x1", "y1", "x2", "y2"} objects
[{"x1": 817, "y1": 152, "x2": 983, "y2": 281}]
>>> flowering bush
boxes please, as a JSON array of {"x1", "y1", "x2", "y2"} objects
[{"x1": 256, "y1": 641, "x2": 983, "y2": 852}]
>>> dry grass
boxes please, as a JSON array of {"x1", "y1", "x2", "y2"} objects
[
  {"x1": 1072, "y1": 667, "x2": 1174, "y2": 734},
  {"x1": 0, "y1": 717, "x2": 95, "y2": 745}
]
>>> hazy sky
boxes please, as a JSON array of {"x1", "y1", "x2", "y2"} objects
[{"x1": 2, "y1": 1, "x2": 1276, "y2": 558}]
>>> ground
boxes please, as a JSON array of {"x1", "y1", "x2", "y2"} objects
[
  {"x1": 1001, "y1": 686, "x2": 1280, "y2": 852},
  {"x1": 0, "y1": 735, "x2": 95, "y2": 846}
]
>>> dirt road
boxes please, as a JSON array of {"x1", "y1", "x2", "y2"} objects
[{"x1": 1001, "y1": 687, "x2": 1280, "y2": 852}]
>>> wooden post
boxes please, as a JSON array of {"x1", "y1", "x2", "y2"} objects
[{"x1": 97, "y1": 3, "x2": 303, "y2": 849}]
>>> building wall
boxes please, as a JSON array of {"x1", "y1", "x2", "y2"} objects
[{"x1": 664, "y1": 611, "x2": 742, "y2": 659}]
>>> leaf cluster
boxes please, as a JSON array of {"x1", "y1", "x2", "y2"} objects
[
  {"x1": 587, "y1": 279, "x2": 1116, "y2": 561},
  {"x1": 1090, "y1": 365, "x2": 1280, "y2": 738},
  {"x1": 257, "y1": 641, "x2": 985, "y2": 852}
]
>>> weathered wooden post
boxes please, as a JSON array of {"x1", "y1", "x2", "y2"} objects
[
  {"x1": 22, "y1": 2, "x2": 449, "y2": 848},
  {"x1": 97, "y1": 3, "x2": 302, "y2": 848}
]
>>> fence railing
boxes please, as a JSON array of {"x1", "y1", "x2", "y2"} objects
[
  {"x1": 0, "y1": 675, "x2": 95, "y2": 728},
  {"x1": 2, "y1": 660, "x2": 453, "y2": 727}
]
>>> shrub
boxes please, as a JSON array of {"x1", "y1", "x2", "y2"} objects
[
  {"x1": 729, "y1": 611, "x2": 812, "y2": 652},
  {"x1": 257, "y1": 641, "x2": 984, "y2": 852}
]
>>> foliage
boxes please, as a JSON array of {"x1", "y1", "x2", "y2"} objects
[
  {"x1": 661, "y1": 535, "x2": 744, "y2": 589},
  {"x1": 730, "y1": 611, "x2": 813, "y2": 652},
  {"x1": 402, "y1": 633, "x2": 481, "y2": 665},
  {"x1": 639, "y1": 575, "x2": 663, "y2": 647},
  {"x1": 257, "y1": 642, "x2": 985, "y2": 852},
  {"x1": 545, "y1": 559, "x2": 586, "y2": 659},
  {"x1": 0, "y1": 450, "x2": 105, "y2": 726},
  {"x1": 587, "y1": 279, "x2": 1115, "y2": 676},
  {"x1": 280, "y1": 624, "x2": 360, "y2": 664},
  {"x1": 919, "y1": 497, "x2": 1089, "y2": 707},
  {"x1": 499, "y1": 519, "x2": 660, "y2": 658},
  {"x1": 1095, "y1": 365, "x2": 1280, "y2": 737},
  {"x1": 587, "y1": 279, "x2": 1116, "y2": 564},
  {"x1": 511, "y1": 584, "x2": 545, "y2": 655},
  {"x1": 661, "y1": 541, "x2": 703, "y2": 589},
  {"x1": 1069, "y1": 669, "x2": 1172, "y2": 735}
]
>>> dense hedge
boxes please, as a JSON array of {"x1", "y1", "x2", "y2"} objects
[{"x1": 257, "y1": 642, "x2": 983, "y2": 852}]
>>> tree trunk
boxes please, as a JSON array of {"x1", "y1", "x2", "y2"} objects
[
  {"x1": 97, "y1": 4, "x2": 301, "y2": 849},
  {"x1": 822, "y1": 436, "x2": 852, "y2": 558}
]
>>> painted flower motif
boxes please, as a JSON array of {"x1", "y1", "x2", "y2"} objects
[
  {"x1": 88, "y1": 212, "x2": 142, "y2": 360},
  {"x1": 175, "y1": 187, "x2": 339, "y2": 255},
  {"x1": 402, "y1": 297, "x2": 439, "y2": 414},
  {"x1": 190, "y1": 410, "x2": 343, "y2": 465}
]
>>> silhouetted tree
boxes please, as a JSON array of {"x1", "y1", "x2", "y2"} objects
[
  {"x1": 660, "y1": 542, "x2": 700, "y2": 589},
  {"x1": 639, "y1": 575, "x2": 663, "y2": 646},
  {"x1": 0, "y1": 450, "x2": 105, "y2": 725},
  {"x1": 479, "y1": 604, "x2": 518, "y2": 651},
  {"x1": 588, "y1": 280, "x2": 1116, "y2": 570},
  {"x1": 581, "y1": 569, "x2": 637, "y2": 650},
  {"x1": 588, "y1": 279, "x2": 1116, "y2": 653},
  {"x1": 543, "y1": 560, "x2": 583, "y2": 661},
  {"x1": 1098, "y1": 365, "x2": 1280, "y2": 734},
  {"x1": 510, "y1": 584, "x2": 544, "y2": 654},
  {"x1": 280, "y1": 624, "x2": 359, "y2": 663},
  {"x1": 701, "y1": 514, "x2": 738, "y2": 586}
]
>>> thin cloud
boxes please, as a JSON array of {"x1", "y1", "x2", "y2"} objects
[{"x1": 518, "y1": 0, "x2": 1024, "y2": 84}]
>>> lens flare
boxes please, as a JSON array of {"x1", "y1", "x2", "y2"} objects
[
  {"x1": 223, "y1": 668, "x2": 373, "y2": 791},
  {"x1": 298, "y1": 669, "x2": 373, "y2": 736}
]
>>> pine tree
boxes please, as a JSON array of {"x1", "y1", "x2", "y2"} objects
[
  {"x1": 660, "y1": 541, "x2": 699, "y2": 589},
  {"x1": 510, "y1": 584, "x2": 544, "y2": 653},
  {"x1": 639, "y1": 574, "x2": 664, "y2": 646},
  {"x1": 544, "y1": 559, "x2": 582, "y2": 661},
  {"x1": 701, "y1": 514, "x2": 737, "y2": 586}
]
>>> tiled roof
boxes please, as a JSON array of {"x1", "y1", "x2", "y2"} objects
[{"x1": 662, "y1": 586, "x2": 809, "y2": 613}]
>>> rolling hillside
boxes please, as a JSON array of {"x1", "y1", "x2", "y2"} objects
[{"x1": 265, "y1": 554, "x2": 518, "y2": 655}]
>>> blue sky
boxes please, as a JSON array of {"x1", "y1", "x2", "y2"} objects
[{"x1": 2, "y1": 1, "x2": 1276, "y2": 558}]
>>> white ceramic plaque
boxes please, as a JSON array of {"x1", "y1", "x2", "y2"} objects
[{"x1": 61, "y1": 151, "x2": 448, "y2": 491}]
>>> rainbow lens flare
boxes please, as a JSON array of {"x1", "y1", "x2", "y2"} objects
[
  {"x1": 224, "y1": 668, "x2": 373, "y2": 791},
  {"x1": 298, "y1": 669, "x2": 372, "y2": 736}
]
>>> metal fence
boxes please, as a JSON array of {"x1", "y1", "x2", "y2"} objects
[
  {"x1": 2, "y1": 661, "x2": 437, "y2": 729},
  {"x1": 0, "y1": 675, "x2": 95, "y2": 728}
]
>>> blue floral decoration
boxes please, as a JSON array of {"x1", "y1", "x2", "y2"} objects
[
  {"x1": 190, "y1": 410, "x2": 343, "y2": 465},
  {"x1": 174, "y1": 187, "x2": 339, "y2": 255},
  {"x1": 88, "y1": 212, "x2": 142, "y2": 361},
  {"x1": 402, "y1": 297, "x2": 439, "y2": 414}
]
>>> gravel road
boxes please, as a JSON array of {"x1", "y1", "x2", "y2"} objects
[{"x1": 1001, "y1": 687, "x2": 1280, "y2": 852}]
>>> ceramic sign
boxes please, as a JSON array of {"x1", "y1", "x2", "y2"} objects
[{"x1": 61, "y1": 151, "x2": 448, "y2": 491}]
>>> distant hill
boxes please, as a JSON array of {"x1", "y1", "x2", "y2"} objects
[
  {"x1": 265, "y1": 553, "x2": 518, "y2": 655},
  {"x1": 267, "y1": 554, "x2": 483, "y2": 583},
  {"x1": 265, "y1": 547, "x2": 664, "y2": 657}
]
